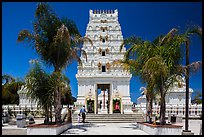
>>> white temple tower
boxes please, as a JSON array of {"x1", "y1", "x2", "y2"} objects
[{"x1": 75, "y1": 9, "x2": 133, "y2": 114}]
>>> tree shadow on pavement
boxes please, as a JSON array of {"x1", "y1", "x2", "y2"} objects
[
  {"x1": 61, "y1": 122, "x2": 106, "y2": 135},
  {"x1": 119, "y1": 123, "x2": 139, "y2": 130}
]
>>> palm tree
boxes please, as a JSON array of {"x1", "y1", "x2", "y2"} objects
[
  {"x1": 2, "y1": 74, "x2": 15, "y2": 103},
  {"x1": 61, "y1": 80, "x2": 73, "y2": 106},
  {"x1": 180, "y1": 25, "x2": 202, "y2": 131},
  {"x1": 2, "y1": 74, "x2": 15, "y2": 85},
  {"x1": 118, "y1": 36, "x2": 158, "y2": 121},
  {"x1": 25, "y1": 61, "x2": 53, "y2": 123},
  {"x1": 192, "y1": 91, "x2": 202, "y2": 104},
  {"x1": 17, "y1": 2, "x2": 92, "y2": 124},
  {"x1": 25, "y1": 60, "x2": 72, "y2": 124},
  {"x1": 140, "y1": 86, "x2": 156, "y2": 122},
  {"x1": 120, "y1": 28, "x2": 183, "y2": 125}
]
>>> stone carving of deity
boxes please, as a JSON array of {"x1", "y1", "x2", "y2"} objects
[
  {"x1": 98, "y1": 48, "x2": 102, "y2": 54},
  {"x1": 106, "y1": 48, "x2": 109, "y2": 53},
  {"x1": 106, "y1": 62, "x2": 111, "y2": 70},
  {"x1": 88, "y1": 102, "x2": 93, "y2": 112},
  {"x1": 98, "y1": 62, "x2": 102, "y2": 70},
  {"x1": 115, "y1": 102, "x2": 119, "y2": 110}
]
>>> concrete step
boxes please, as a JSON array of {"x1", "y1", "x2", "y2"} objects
[
  {"x1": 72, "y1": 116, "x2": 143, "y2": 119},
  {"x1": 73, "y1": 113, "x2": 143, "y2": 116},
  {"x1": 72, "y1": 117, "x2": 144, "y2": 120},
  {"x1": 72, "y1": 120, "x2": 145, "y2": 123},
  {"x1": 72, "y1": 121, "x2": 144, "y2": 123},
  {"x1": 72, "y1": 113, "x2": 145, "y2": 123}
]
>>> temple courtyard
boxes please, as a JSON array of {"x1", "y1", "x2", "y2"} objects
[{"x1": 2, "y1": 119, "x2": 202, "y2": 135}]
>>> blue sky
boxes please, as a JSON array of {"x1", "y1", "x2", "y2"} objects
[{"x1": 2, "y1": 2, "x2": 202, "y2": 103}]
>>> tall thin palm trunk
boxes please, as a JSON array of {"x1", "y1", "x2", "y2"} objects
[
  {"x1": 50, "y1": 104, "x2": 52, "y2": 123},
  {"x1": 185, "y1": 41, "x2": 190, "y2": 131},
  {"x1": 45, "y1": 106, "x2": 49, "y2": 124},
  {"x1": 54, "y1": 86, "x2": 62, "y2": 124},
  {"x1": 160, "y1": 92, "x2": 166, "y2": 125},
  {"x1": 150, "y1": 98, "x2": 153, "y2": 118},
  {"x1": 146, "y1": 95, "x2": 153, "y2": 122},
  {"x1": 159, "y1": 76, "x2": 166, "y2": 125}
]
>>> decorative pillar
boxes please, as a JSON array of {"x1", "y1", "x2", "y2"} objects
[
  {"x1": 101, "y1": 90, "x2": 107, "y2": 114},
  {"x1": 103, "y1": 90, "x2": 105, "y2": 109},
  {"x1": 110, "y1": 84, "x2": 113, "y2": 114},
  {"x1": 121, "y1": 100, "x2": 123, "y2": 114},
  {"x1": 94, "y1": 84, "x2": 98, "y2": 114}
]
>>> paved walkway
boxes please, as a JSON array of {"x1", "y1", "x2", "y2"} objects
[
  {"x1": 2, "y1": 119, "x2": 201, "y2": 135},
  {"x1": 181, "y1": 119, "x2": 202, "y2": 135},
  {"x1": 61, "y1": 123, "x2": 149, "y2": 135}
]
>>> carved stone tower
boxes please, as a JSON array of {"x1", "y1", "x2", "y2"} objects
[{"x1": 75, "y1": 9, "x2": 133, "y2": 114}]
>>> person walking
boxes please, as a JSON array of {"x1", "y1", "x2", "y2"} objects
[{"x1": 80, "y1": 105, "x2": 86, "y2": 123}]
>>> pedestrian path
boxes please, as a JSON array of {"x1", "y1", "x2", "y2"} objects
[{"x1": 61, "y1": 122, "x2": 149, "y2": 135}]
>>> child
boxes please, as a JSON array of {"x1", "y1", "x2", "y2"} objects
[{"x1": 77, "y1": 113, "x2": 81, "y2": 123}]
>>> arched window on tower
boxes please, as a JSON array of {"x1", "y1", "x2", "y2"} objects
[
  {"x1": 102, "y1": 66, "x2": 106, "y2": 72},
  {"x1": 102, "y1": 38, "x2": 105, "y2": 43},
  {"x1": 110, "y1": 35, "x2": 113, "y2": 40},
  {"x1": 109, "y1": 26, "x2": 112, "y2": 30},
  {"x1": 117, "y1": 35, "x2": 120, "y2": 40},
  {"x1": 94, "y1": 35, "x2": 98, "y2": 40},
  {"x1": 96, "y1": 26, "x2": 99, "y2": 30},
  {"x1": 91, "y1": 60, "x2": 94, "y2": 67},
  {"x1": 89, "y1": 26, "x2": 92, "y2": 30},
  {"x1": 102, "y1": 51, "x2": 105, "y2": 56}
]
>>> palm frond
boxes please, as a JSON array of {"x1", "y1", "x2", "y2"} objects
[
  {"x1": 112, "y1": 59, "x2": 130, "y2": 71},
  {"x1": 61, "y1": 17, "x2": 81, "y2": 37},
  {"x1": 187, "y1": 25, "x2": 202, "y2": 39},
  {"x1": 72, "y1": 35, "x2": 93, "y2": 46},
  {"x1": 187, "y1": 61, "x2": 202, "y2": 74},
  {"x1": 54, "y1": 24, "x2": 71, "y2": 47},
  {"x1": 159, "y1": 28, "x2": 178, "y2": 46},
  {"x1": 81, "y1": 49, "x2": 87, "y2": 62},
  {"x1": 120, "y1": 36, "x2": 142, "y2": 52},
  {"x1": 142, "y1": 56, "x2": 169, "y2": 81},
  {"x1": 17, "y1": 30, "x2": 33, "y2": 43}
]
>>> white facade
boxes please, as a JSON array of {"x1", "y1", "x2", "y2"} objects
[
  {"x1": 136, "y1": 76, "x2": 202, "y2": 117},
  {"x1": 137, "y1": 76, "x2": 193, "y2": 106},
  {"x1": 137, "y1": 87, "x2": 193, "y2": 106},
  {"x1": 17, "y1": 85, "x2": 37, "y2": 107},
  {"x1": 75, "y1": 9, "x2": 133, "y2": 114}
]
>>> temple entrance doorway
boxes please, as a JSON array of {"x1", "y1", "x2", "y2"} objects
[
  {"x1": 86, "y1": 98, "x2": 94, "y2": 113},
  {"x1": 97, "y1": 84, "x2": 110, "y2": 114}
]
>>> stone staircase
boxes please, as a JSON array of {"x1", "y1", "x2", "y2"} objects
[{"x1": 72, "y1": 113, "x2": 145, "y2": 123}]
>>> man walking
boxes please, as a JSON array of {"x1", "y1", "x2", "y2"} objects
[{"x1": 80, "y1": 105, "x2": 86, "y2": 123}]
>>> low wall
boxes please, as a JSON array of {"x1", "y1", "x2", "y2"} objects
[
  {"x1": 138, "y1": 122, "x2": 183, "y2": 135},
  {"x1": 135, "y1": 104, "x2": 202, "y2": 118},
  {"x1": 27, "y1": 122, "x2": 72, "y2": 135}
]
